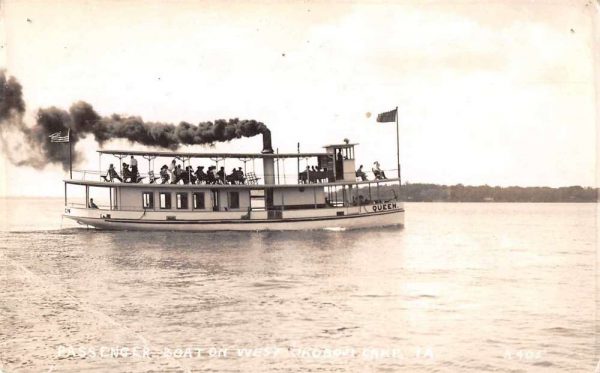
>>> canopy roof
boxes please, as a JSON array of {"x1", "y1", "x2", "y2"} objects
[
  {"x1": 322, "y1": 143, "x2": 359, "y2": 149},
  {"x1": 97, "y1": 149, "x2": 330, "y2": 159}
]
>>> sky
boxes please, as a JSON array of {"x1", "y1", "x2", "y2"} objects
[{"x1": 0, "y1": 0, "x2": 598, "y2": 196}]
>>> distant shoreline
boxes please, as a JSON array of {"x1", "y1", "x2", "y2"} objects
[
  {"x1": 2, "y1": 183, "x2": 598, "y2": 203},
  {"x1": 398, "y1": 183, "x2": 598, "y2": 203}
]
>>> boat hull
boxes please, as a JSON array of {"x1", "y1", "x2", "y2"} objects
[{"x1": 64, "y1": 204, "x2": 404, "y2": 231}]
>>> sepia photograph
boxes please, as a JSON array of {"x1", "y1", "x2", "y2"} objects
[{"x1": 0, "y1": 0, "x2": 598, "y2": 372}]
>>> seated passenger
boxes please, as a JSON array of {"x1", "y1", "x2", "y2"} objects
[
  {"x1": 217, "y1": 167, "x2": 226, "y2": 184},
  {"x1": 207, "y1": 166, "x2": 217, "y2": 184},
  {"x1": 187, "y1": 166, "x2": 197, "y2": 184},
  {"x1": 107, "y1": 164, "x2": 123, "y2": 182},
  {"x1": 159, "y1": 165, "x2": 170, "y2": 184},
  {"x1": 372, "y1": 161, "x2": 387, "y2": 180},
  {"x1": 122, "y1": 163, "x2": 133, "y2": 183},
  {"x1": 237, "y1": 167, "x2": 245, "y2": 184},
  {"x1": 195, "y1": 166, "x2": 207, "y2": 184},
  {"x1": 226, "y1": 168, "x2": 238, "y2": 184},
  {"x1": 179, "y1": 166, "x2": 194, "y2": 184},
  {"x1": 173, "y1": 164, "x2": 183, "y2": 184},
  {"x1": 89, "y1": 198, "x2": 98, "y2": 209},
  {"x1": 168, "y1": 160, "x2": 176, "y2": 183},
  {"x1": 356, "y1": 165, "x2": 368, "y2": 181}
]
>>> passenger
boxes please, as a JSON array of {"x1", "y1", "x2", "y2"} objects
[
  {"x1": 168, "y1": 159, "x2": 176, "y2": 183},
  {"x1": 207, "y1": 166, "x2": 217, "y2": 184},
  {"x1": 195, "y1": 166, "x2": 207, "y2": 184},
  {"x1": 159, "y1": 165, "x2": 170, "y2": 184},
  {"x1": 88, "y1": 198, "x2": 98, "y2": 209},
  {"x1": 180, "y1": 166, "x2": 190, "y2": 184},
  {"x1": 335, "y1": 149, "x2": 343, "y2": 179},
  {"x1": 173, "y1": 164, "x2": 183, "y2": 184},
  {"x1": 107, "y1": 164, "x2": 123, "y2": 182},
  {"x1": 217, "y1": 166, "x2": 226, "y2": 184},
  {"x1": 372, "y1": 161, "x2": 387, "y2": 180},
  {"x1": 226, "y1": 168, "x2": 237, "y2": 184},
  {"x1": 130, "y1": 156, "x2": 138, "y2": 183},
  {"x1": 122, "y1": 163, "x2": 133, "y2": 183},
  {"x1": 186, "y1": 166, "x2": 197, "y2": 184},
  {"x1": 237, "y1": 167, "x2": 245, "y2": 184},
  {"x1": 358, "y1": 195, "x2": 365, "y2": 205},
  {"x1": 356, "y1": 165, "x2": 368, "y2": 181}
]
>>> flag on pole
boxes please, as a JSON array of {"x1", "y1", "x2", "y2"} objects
[
  {"x1": 49, "y1": 130, "x2": 70, "y2": 143},
  {"x1": 376, "y1": 108, "x2": 397, "y2": 123}
]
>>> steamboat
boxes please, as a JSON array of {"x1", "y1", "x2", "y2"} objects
[{"x1": 63, "y1": 131, "x2": 404, "y2": 231}]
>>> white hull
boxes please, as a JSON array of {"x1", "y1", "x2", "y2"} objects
[{"x1": 64, "y1": 203, "x2": 404, "y2": 232}]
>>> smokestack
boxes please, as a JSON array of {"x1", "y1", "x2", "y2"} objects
[
  {"x1": 261, "y1": 129, "x2": 274, "y2": 154},
  {"x1": 261, "y1": 129, "x2": 275, "y2": 211}
]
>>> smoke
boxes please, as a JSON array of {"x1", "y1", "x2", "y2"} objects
[{"x1": 0, "y1": 71, "x2": 269, "y2": 170}]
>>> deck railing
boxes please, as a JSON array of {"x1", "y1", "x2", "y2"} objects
[{"x1": 70, "y1": 168, "x2": 400, "y2": 186}]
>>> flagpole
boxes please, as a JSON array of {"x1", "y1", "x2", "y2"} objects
[
  {"x1": 395, "y1": 106, "x2": 400, "y2": 182},
  {"x1": 68, "y1": 129, "x2": 72, "y2": 179}
]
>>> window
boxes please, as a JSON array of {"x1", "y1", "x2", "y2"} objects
[
  {"x1": 159, "y1": 192, "x2": 171, "y2": 209},
  {"x1": 142, "y1": 192, "x2": 154, "y2": 209},
  {"x1": 212, "y1": 190, "x2": 219, "y2": 211},
  {"x1": 193, "y1": 192, "x2": 205, "y2": 209},
  {"x1": 228, "y1": 191, "x2": 240, "y2": 209},
  {"x1": 176, "y1": 193, "x2": 188, "y2": 209}
]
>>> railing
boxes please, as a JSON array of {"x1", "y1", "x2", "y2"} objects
[{"x1": 70, "y1": 168, "x2": 400, "y2": 186}]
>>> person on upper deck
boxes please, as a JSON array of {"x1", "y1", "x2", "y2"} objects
[
  {"x1": 107, "y1": 164, "x2": 123, "y2": 182},
  {"x1": 168, "y1": 160, "x2": 176, "y2": 183},
  {"x1": 195, "y1": 166, "x2": 206, "y2": 184},
  {"x1": 207, "y1": 166, "x2": 217, "y2": 184},
  {"x1": 217, "y1": 167, "x2": 226, "y2": 184},
  {"x1": 159, "y1": 165, "x2": 169, "y2": 184},
  {"x1": 237, "y1": 167, "x2": 245, "y2": 184},
  {"x1": 372, "y1": 161, "x2": 387, "y2": 180},
  {"x1": 130, "y1": 156, "x2": 138, "y2": 183},
  {"x1": 335, "y1": 149, "x2": 343, "y2": 180},
  {"x1": 122, "y1": 163, "x2": 133, "y2": 183},
  {"x1": 356, "y1": 165, "x2": 368, "y2": 181},
  {"x1": 226, "y1": 168, "x2": 237, "y2": 184},
  {"x1": 88, "y1": 198, "x2": 98, "y2": 209}
]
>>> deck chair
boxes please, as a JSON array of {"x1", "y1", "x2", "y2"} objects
[
  {"x1": 246, "y1": 172, "x2": 261, "y2": 185},
  {"x1": 148, "y1": 171, "x2": 159, "y2": 184}
]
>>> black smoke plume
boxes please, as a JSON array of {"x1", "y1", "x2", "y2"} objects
[{"x1": 0, "y1": 71, "x2": 269, "y2": 170}]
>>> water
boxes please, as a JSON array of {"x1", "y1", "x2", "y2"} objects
[{"x1": 0, "y1": 198, "x2": 597, "y2": 372}]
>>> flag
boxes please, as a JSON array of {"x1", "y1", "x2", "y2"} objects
[
  {"x1": 49, "y1": 130, "x2": 70, "y2": 143},
  {"x1": 376, "y1": 108, "x2": 397, "y2": 123}
]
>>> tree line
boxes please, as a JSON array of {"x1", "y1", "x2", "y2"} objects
[{"x1": 395, "y1": 183, "x2": 597, "y2": 202}]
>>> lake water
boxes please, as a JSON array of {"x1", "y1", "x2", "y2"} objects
[{"x1": 0, "y1": 198, "x2": 597, "y2": 372}]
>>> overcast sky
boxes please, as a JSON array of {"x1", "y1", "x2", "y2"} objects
[{"x1": 0, "y1": 0, "x2": 598, "y2": 196}]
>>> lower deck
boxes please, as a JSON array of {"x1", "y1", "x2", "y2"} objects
[{"x1": 64, "y1": 201, "x2": 404, "y2": 231}]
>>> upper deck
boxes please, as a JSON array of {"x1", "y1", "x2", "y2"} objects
[{"x1": 66, "y1": 142, "x2": 399, "y2": 188}]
